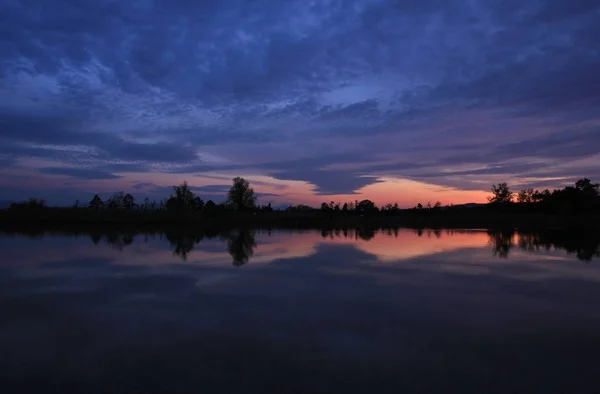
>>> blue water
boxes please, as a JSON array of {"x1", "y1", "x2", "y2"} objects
[{"x1": 1, "y1": 228, "x2": 599, "y2": 393}]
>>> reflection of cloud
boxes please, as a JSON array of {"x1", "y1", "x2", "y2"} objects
[
  {"x1": 329, "y1": 230, "x2": 490, "y2": 262},
  {"x1": 1, "y1": 229, "x2": 599, "y2": 289},
  {"x1": 393, "y1": 248, "x2": 600, "y2": 283}
]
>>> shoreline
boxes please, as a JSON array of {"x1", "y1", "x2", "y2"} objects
[{"x1": 1, "y1": 209, "x2": 599, "y2": 232}]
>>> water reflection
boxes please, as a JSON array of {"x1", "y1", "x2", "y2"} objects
[
  {"x1": 321, "y1": 227, "x2": 378, "y2": 241},
  {"x1": 165, "y1": 231, "x2": 205, "y2": 260},
  {"x1": 2, "y1": 228, "x2": 600, "y2": 394},
  {"x1": 225, "y1": 229, "x2": 256, "y2": 267},
  {"x1": 488, "y1": 229, "x2": 514, "y2": 258},
  {"x1": 0, "y1": 227, "x2": 599, "y2": 267},
  {"x1": 484, "y1": 229, "x2": 600, "y2": 262}
]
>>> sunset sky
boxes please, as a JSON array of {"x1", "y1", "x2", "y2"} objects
[{"x1": 1, "y1": 0, "x2": 599, "y2": 207}]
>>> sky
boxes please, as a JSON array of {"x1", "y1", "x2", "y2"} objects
[{"x1": 0, "y1": 0, "x2": 599, "y2": 207}]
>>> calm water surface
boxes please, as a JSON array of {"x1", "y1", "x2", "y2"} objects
[{"x1": 1, "y1": 228, "x2": 600, "y2": 393}]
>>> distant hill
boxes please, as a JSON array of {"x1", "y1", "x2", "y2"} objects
[{"x1": 447, "y1": 203, "x2": 486, "y2": 209}]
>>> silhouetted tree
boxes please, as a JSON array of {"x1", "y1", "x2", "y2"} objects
[
  {"x1": 286, "y1": 204, "x2": 313, "y2": 212},
  {"x1": 8, "y1": 198, "x2": 47, "y2": 211},
  {"x1": 167, "y1": 181, "x2": 196, "y2": 211},
  {"x1": 532, "y1": 189, "x2": 551, "y2": 203},
  {"x1": 166, "y1": 197, "x2": 178, "y2": 211},
  {"x1": 123, "y1": 193, "x2": 135, "y2": 210},
  {"x1": 356, "y1": 199, "x2": 377, "y2": 214},
  {"x1": 517, "y1": 188, "x2": 535, "y2": 203},
  {"x1": 575, "y1": 178, "x2": 600, "y2": 211},
  {"x1": 193, "y1": 196, "x2": 204, "y2": 210},
  {"x1": 488, "y1": 183, "x2": 513, "y2": 204},
  {"x1": 575, "y1": 178, "x2": 599, "y2": 193},
  {"x1": 342, "y1": 203, "x2": 348, "y2": 212},
  {"x1": 107, "y1": 191, "x2": 125, "y2": 209},
  {"x1": 89, "y1": 195, "x2": 104, "y2": 210},
  {"x1": 226, "y1": 177, "x2": 256, "y2": 210},
  {"x1": 203, "y1": 200, "x2": 217, "y2": 213},
  {"x1": 537, "y1": 178, "x2": 600, "y2": 214},
  {"x1": 258, "y1": 202, "x2": 274, "y2": 212}
]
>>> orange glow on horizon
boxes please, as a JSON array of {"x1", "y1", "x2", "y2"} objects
[{"x1": 2, "y1": 162, "x2": 490, "y2": 207}]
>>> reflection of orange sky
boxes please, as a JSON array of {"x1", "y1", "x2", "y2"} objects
[
  {"x1": 3, "y1": 230, "x2": 600, "y2": 283},
  {"x1": 0, "y1": 230, "x2": 491, "y2": 268},
  {"x1": 326, "y1": 230, "x2": 490, "y2": 261},
  {"x1": 275, "y1": 229, "x2": 490, "y2": 262}
]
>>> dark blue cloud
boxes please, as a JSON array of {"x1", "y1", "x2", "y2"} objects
[
  {"x1": 191, "y1": 185, "x2": 230, "y2": 194},
  {"x1": 0, "y1": 112, "x2": 198, "y2": 163},
  {"x1": 277, "y1": 169, "x2": 382, "y2": 195},
  {"x1": 0, "y1": 157, "x2": 13, "y2": 168},
  {"x1": 133, "y1": 182, "x2": 158, "y2": 191},
  {"x1": 491, "y1": 127, "x2": 600, "y2": 160},
  {"x1": 38, "y1": 167, "x2": 122, "y2": 180},
  {"x1": 255, "y1": 192, "x2": 280, "y2": 200},
  {"x1": 0, "y1": 0, "x2": 599, "y2": 201}
]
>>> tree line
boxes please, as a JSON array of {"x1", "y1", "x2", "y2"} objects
[
  {"x1": 488, "y1": 178, "x2": 600, "y2": 214},
  {"x1": 9, "y1": 177, "x2": 264, "y2": 213},
  {"x1": 6, "y1": 176, "x2": 600, "y2": 216}
]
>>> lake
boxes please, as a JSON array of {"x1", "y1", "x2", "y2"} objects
[{"x1": 1, "y1": 228, "x2": 600, "y2": 393}]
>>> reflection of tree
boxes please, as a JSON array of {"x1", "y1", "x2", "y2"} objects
[
  {"x1": 487, "y1": 229, "x2": 515, "y2": 258},
  {"x1": 518, "y1": 231, "x2": 600, "y2": 262},
  {"x1": 105, "y1": 231, "x2": 135, "y2": 251},
  {"x1": 226, "y1": 229, "x2": 256, "y2": 267},
  {"x1": 90, "y1": 232, "x2": 102, "y2": 245},
  {"x1": 166, "y1": 232, "x2": 205, "y2": 260},
  {"x1": 6, "y1": 226, "x2": 598, "y2": 265},
  {"x1": 487, "y1": 229, "x2": 600, "y2": 262},
  {"x1": 356, "y1": 227, "x2": 376, "y2": 241},
  {"x1": 123, "y1": 234, "x2": 134, "y2": 246}
]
